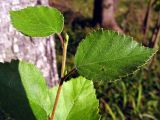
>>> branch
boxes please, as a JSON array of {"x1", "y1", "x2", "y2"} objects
[
  {"x1": 50, "y1": 34, "x2": 69, "y2": 120},
  {"x1": 148, "y1": 12, "x2": 160, "y2": 68}
]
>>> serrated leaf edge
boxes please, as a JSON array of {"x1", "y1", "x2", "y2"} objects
[{"x1": 75, "y1": 28, "x2": 158, "y2": 82}]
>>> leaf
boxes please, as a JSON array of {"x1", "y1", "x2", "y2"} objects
[
  {"x1": 10, "y1": 6, "x2": 64, "y2": 37},
  {"x1": 0, "y1": 60, "x2": 50, "y2": 120},
  {"x1": 75, "y1": 29, "x2": 157, "y2": 82},
  {"x1": 0, "y1": 61, "x2": 100, "y2": 120},
  {"x1": 49, "y1": 76, "x2": 100, "y2": 120}
]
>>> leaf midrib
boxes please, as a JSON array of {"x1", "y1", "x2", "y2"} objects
[
  {"x1": 65, "y1": 80, "x2": 87, "y2": 120},
  {"x1": 77, "y1": 52, "x2": 150, "y2": 68}
]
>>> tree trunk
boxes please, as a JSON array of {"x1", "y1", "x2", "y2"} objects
[
  {"x1": 142, "y1": 0, "x2": 153, "y2": 43},
  {"x1": 0, "y1": 0, "x2": 59, "y2": 87},
  {"x1": 93, "y1": 0, "x2": 123, "y2": 33},
  {"x1": 93, "y1": 0, "x2": 103, "y2": 26}
]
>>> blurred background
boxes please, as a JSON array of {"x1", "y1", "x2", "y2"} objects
[
  {"x1": 53, "y1": 0, "x2": 160, "y2": 119},
  {"x1": 0, "y1": 0, "x2": 160, "y2": 120}
]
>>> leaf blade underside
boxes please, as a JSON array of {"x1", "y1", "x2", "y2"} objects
[{"x1": 49, "y1": 76, "x2": 100, "y2": 120}]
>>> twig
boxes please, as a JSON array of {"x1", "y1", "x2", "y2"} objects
[
  {"x1": 148, "y1": 12, "x2": 160, "y2": 68},
  {"x1": 61, "y1": 68, "x2": 77, "y2": 83},
  {"x1": 150, "y1": 12, "x2": 160, "y2": 48},
  {"x1": 57, "y1": 33, "x2": 64, "y2": 49},
  {"x1": 50, "y1": 34, "x2": 68, "y2": 120}
]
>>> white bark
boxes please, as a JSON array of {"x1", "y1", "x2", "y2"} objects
[{"x1": 0, "y1": 0, "x2": 59, "y2": 87}]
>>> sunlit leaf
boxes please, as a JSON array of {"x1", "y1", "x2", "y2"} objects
[
  {"x1": 49, "y1": 76, "x2": 100, "y2": 120},
  {"x1": 10, "y1": 6, "x2": 64, "y2": 37}
]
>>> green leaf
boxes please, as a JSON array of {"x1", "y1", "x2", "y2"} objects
[
  {"x1": 10, "y1": 6, "x2": 64, "y2": 37},
  {"x1": 0, "y1": 60, "x2": 50, "y2": 120},
  {"x1": 0, "y1": 61, "x2": 100, "y2": 120},
  {"x1": 49, "y1": 76, "x2": 100, "y2": 120},
  {"x1": 75, "y1": 29, "x2": 157, "y2": 82}
]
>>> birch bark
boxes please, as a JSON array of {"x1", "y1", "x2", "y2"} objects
[{"x1": 0, "y1": 0, "x2": 59, "y2": 87}]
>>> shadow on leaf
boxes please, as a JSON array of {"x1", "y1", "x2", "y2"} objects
[{"x1": 0, "y1": 60, "x2": 36, "y2": 120}]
